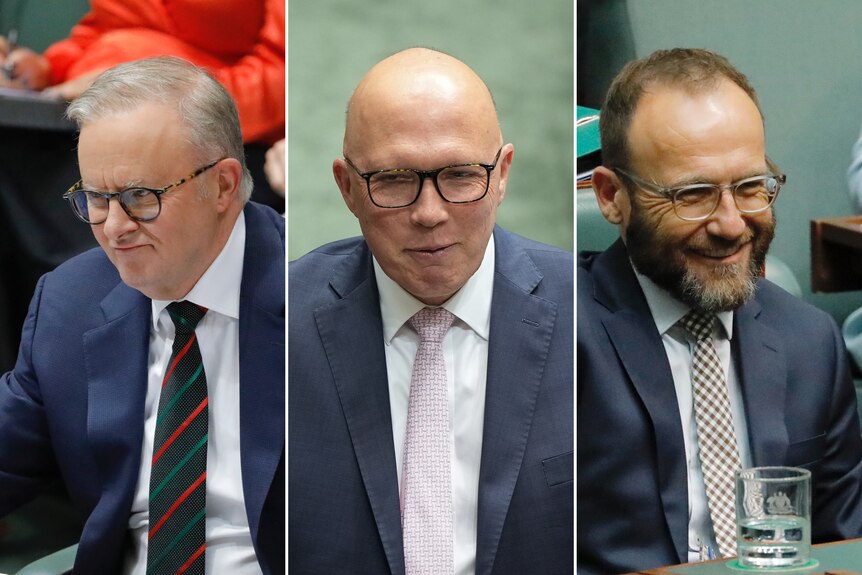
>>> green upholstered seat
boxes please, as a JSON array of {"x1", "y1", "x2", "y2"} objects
[{"x1": 14, "y1": 544, "x2": 76, "y2": 575}]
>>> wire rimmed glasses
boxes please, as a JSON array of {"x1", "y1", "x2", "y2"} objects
[
  {"x1": 63, "y1": 159, "x2": 223, "y2": 224},
  {"x1": 613, "y1": 167, "x2": 785, "y2": 221},
  {"x1": 344, "y1": 146, "x2": 504, "y2": 208}
]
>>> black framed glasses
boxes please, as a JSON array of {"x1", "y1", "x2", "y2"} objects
[
  {"x1": 613, "y1": 167, "x2": 785, "y2": 221},
  {"x1": 344, "y1": 146, "x2": 504, "y2": 208},
  {"x1": 63, "y1": 159, "x2": 223, "y2": 224}
]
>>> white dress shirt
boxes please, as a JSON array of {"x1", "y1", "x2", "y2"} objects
[
  {"x1": 374, "y1": 235, "x2": 495, "y2": 575},
  {"x1": 635, "y1": 270, "x2": 752, "y2": 562},
  {"x1": 124, "y1": 212, "x2": 263, "y2": 574}
]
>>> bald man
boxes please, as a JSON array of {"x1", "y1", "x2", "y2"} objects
[{"x1": 288, "y1": 48, "x2": 573, "y2": 575}]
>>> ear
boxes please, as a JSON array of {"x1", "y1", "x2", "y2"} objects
[
  {"x1": 591, "y1": 166, "x2": 629, "y2": 225},
  {"x1": 333, "y1": 158, "x2": 359, "y2": 217},
  {"x1": 214, "y1": 158, "x2": 243, "y2": 212},
  {"x1": 493, "y1": 143, "x2": 515, "y2": 206}
]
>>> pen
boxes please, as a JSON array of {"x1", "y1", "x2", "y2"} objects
[{"x1": 2, "y1": 29, "x2": 18, "y2": 80}]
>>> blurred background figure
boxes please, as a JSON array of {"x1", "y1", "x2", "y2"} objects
[
  {"x1": 264, "y1": 138, "x2": 285, "y2": 199},
  {"x1": 0, "y1": 0, "x2": 284, "y2": 147}
]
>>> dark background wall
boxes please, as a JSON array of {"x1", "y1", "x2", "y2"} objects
[
  {"x1": 288, "y1": 0, "x2": 574, "y2": 260},
  {"x1": 579, "y1": 0, "x2": 862, "y2": 323}
]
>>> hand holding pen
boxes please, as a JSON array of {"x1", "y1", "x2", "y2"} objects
[{"x1": 0, "y1": 29, "x2": 51, "y2": 91}]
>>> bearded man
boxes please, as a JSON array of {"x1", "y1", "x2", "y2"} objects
[{"x1": 578, "y1": 48, "x2": 862, "y2": 574}]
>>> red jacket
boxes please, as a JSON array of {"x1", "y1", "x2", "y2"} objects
[{"x1": 44, "y1": 0, "x2": 285, "y2": 144}]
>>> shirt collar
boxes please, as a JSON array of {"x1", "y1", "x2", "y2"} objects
[
  {"x1": 633, "y1": 264, "x2": 734, "y2": 340},
  {"x1": 151, "y1": 211, "x2": 246, "y2": 329},
  {"x1": 374, "y1": 232, "x2": 495, "y2": 344}
]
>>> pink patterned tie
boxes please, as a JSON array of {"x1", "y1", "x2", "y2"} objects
[
  {"x1": 678, "y1": 309, "x2": 742, "y2": 559},
  {"x1": 402, "y1": 307, "x2": 456, "y2": 575}
]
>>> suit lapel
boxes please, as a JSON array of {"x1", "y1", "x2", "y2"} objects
[
  {"x1": 474, "y1": 229, "x2": 558, "y2": 575},
  {"x1": 238, "y1": 205, "x2": 286, "y2": 552},
  {"x1": 314, "y1": 242, "x2": 405, "y2": 575},
  {"x1": 83, "y1": 280, "x2": 150, "y2": 545},
  {"x1": 591, "y1": 241, "x2": 689, "y2": 564},
  {"x1": 733, "y1": 296, "x2": 789, "y2": 465}
]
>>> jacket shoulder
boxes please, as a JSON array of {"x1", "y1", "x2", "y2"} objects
[
  {"x1": 495, "y1": 227, "x2": 573, "y2": 288},
  {"x1": 289, "y1": 236, "x2": 365, "y2": 275},
  {"x1": 755, "y1": 279, "x2": 837, "y2": 328},
  {"x1": 288, "y1": 236, "x2": 368, "y2": 308}
]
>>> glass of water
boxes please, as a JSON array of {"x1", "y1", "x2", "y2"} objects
[{"x1": 735, "y1": 466, "x2": 811, "y2": 568}]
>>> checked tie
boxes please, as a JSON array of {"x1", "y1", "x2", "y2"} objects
[
  {"x1": 402, "y1": 307, "x2": 456, "y2": 575},
  {"x1": 678, "y1": 309, "x2": 742, "y2": 559},
  {"x1": 147, "y1": 301, "x2": 209, "y2": 574}
]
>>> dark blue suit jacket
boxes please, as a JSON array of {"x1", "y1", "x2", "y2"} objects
[
  {"x1": 578, "y1": 240, "x2": 862, "y2": 575},
  {"x1": 288, "y1": 226, "x2": 573, "y2": 574},
  {"x1": 0, "y1": 202, "x2": 285, "y2": 574}
]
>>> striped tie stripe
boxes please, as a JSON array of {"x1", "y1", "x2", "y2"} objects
[
  {"x1": 161, "y1": 335, "x2": 198, "y2": 386},
  {"x1": 148, "y1": 509, "x2": 207, "y2": 572},
  {"x1": 152, "y1": 398, "x2": 209, "y2": 464},
  {"x1": 147, "y1": 301, "x2": 208, "y2": 574},
  {"x1": 149, "y1": 472, "x2": 207, "y2": 537},
  {"x1": 156, "y1": 365, "x2": 205, "y2": 427},
  {"x1": 177, "y1": 544, "x2": 207, "y2": 574},
  {"x1": 150, "y1": 434, "x2": 208, "y2": 501}
]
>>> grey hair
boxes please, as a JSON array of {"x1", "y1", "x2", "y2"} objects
[{"x1": 67, "y1": 56, "x2": 253, "y2": 203}]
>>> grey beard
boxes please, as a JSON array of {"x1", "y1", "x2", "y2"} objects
[{"x1": 678, "y1": 260, "x2": 757, "y2": 313}]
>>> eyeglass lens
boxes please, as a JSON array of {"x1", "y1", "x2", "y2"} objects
[
  {"x1": 71, "y1": 188, "x2": 161, "y2": 223},
  {"x1": 674, "y1": 176, "x2": 779, "y2": 219},
  {"x1": 370, "y1": 165, "x2": 489, "y2": 207}
]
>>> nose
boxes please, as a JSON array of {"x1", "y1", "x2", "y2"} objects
[
  {"x1": 704, "y1": 188, "x2": 747, "y2": 239},
  {"x1": 409, "y1": 177, "x2": 449, "y2": 228},
  {"x1": 100, "y1": 197, "x2": 139, "y2": 240}
]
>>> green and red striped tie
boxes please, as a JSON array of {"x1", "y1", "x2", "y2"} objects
[{"x1": 147, "y1": 301, "x2": 208, "y2": 574}]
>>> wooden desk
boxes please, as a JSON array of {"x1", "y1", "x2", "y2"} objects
[
  {"x1": 622, "y1": 538, "x2": 862, "y2": 574},
  {"x1": 811, "y1": 216, "x2": 862, "y2": 292}
]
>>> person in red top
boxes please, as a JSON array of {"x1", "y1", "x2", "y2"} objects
[{"x1": 0, "y1": 0, "x2": 284, "y2": 145}]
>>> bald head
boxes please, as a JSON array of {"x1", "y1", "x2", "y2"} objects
[
  {"x1": 332, "y1": 48, "x2": 513, "y2": 306},
  {"x1": 343, "y1": 48, "x2": 501, "y2": 162}
]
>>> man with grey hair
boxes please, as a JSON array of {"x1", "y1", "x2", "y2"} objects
[{"x1": 0, "y1": 57, "x2": 284, "y2": 574}]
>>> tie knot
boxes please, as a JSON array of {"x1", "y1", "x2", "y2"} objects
[
  {"x1": 167, "y1": 301, "x2": 208, "y2": 334},
  {"x1": 677, "y1": 309, "x2": 716, "y2": 341},
  {"x1": 409, "y1": 307, "x2": 455, "y2": 344}
]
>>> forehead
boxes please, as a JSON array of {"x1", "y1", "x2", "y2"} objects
[
  {"x1": 348, "y1": 70, "x2": 499, "y2": 168},
  {"x1": 79, "y1": 103, "x2": 184, "y2": 150},
  {"x1": 77, "y1": 103, "x2": 191, "y2": 185},
  {"x1": 364, "y1": 99, "x2": 491, "y2": 160},
  {"x1": 627, "y1": 80, "x2": 766, "y2": 178}
]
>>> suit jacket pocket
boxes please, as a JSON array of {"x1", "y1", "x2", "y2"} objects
[
  {"x1": 785, "y1": 433, "x2": 826, "y2": 468},
  {"x1": 542, "y1": 451, "x2": 573, "y2": 487}
]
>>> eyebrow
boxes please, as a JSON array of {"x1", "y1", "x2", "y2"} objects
[
  {"x1": 79, "y1": 178, "x2": 149, "y2": 192},
  {"x1": 664, "y1": 167, "x2": 772, "y2": 188}
]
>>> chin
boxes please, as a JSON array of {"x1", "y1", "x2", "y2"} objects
[{"x1": 679, "y1": 263, "x2": 757, "y2": 313}]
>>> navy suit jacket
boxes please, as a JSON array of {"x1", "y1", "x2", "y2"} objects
[
  {"x1": 0, "y1": 202, "x2": 285, "y2": 574},
  {"x1": 288, "y1": 226, "x2": 573, "y2": 574},
  {"x1": 577, "y1": 240, "x2": 862, "y2": 575}
]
